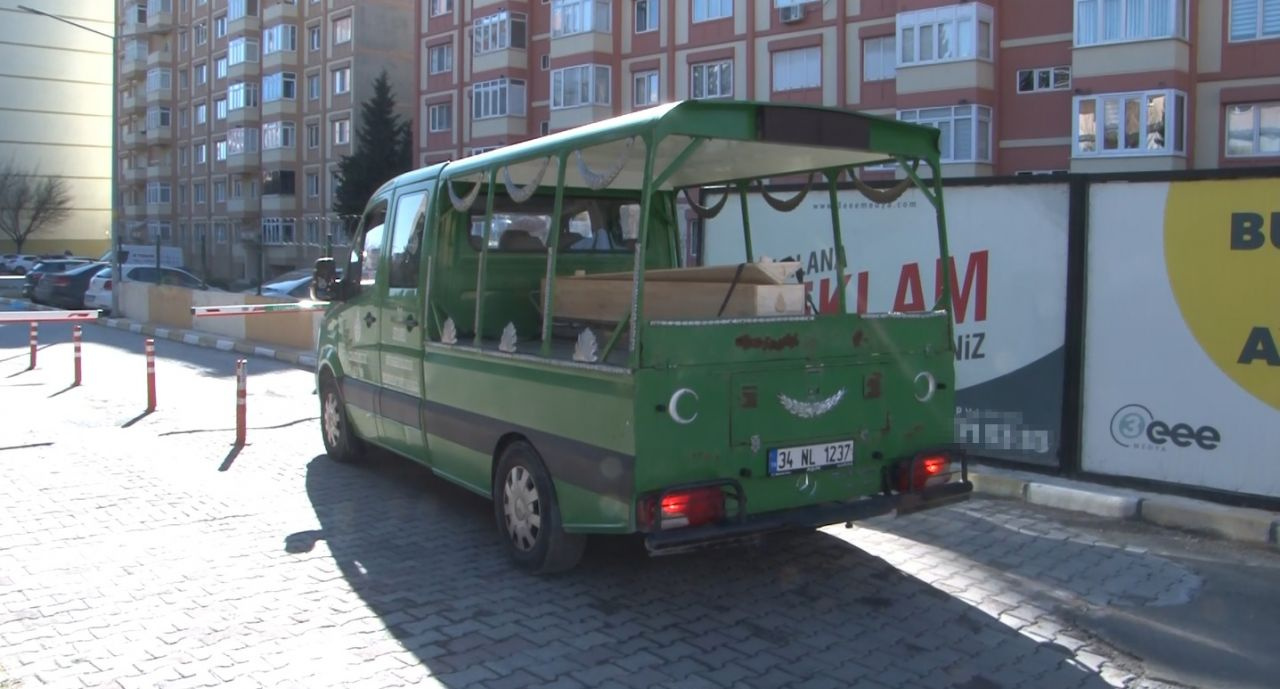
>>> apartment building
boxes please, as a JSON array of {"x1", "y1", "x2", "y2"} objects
[
  {"x1": 415, "y1": 0, "x2": 1280, "y2": 176},
  {"x1": 0, "y1": 3, "x2": 113, "y2": 256},
  {"x1": 116, "y1": 0, "x2": 414, "y2": 285}
]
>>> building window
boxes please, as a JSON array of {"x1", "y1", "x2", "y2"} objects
[
  {"x1": 473, "y1": 11, "x2": 527, "y2": 54},
  {"x1": 308, "y1": 26, "x2": 321, "y2": 52},
  {"x1": 863, "y1": 36, "x2": 896, "y2": 81},
  {"x1": 332, "y1": 15, "x2": 352, "y2": 45},
  {"x1": 541, "y1": 121, "x2": 550, "y2": 135},
  {"x1": 193, "y1": 182, "x2": 206, "y2": 204},
  {"x1": 635, "y1": 0, "x2": 659, "y2": 33},
  {"x1": 1075, "y1": 0, "x2": 1187, "y2": 46},
  {"x1": 772, "y1": 46, "x2": 820, "y2": 92},
  {"x1": 429, "y1": 0, "x2": 453, "y2": 17},
  {"x1": 215, "y1": 138, "x2": 228, "y2": 161},
  {"x1": 227, "y1": 0, "x2": 257, "y2": 21},
  {"x1": 214, "y1": 180, "x2": 226, "y2": 201},
  {"x1": 551, "y1": 0, "x2": 610, "y2": 37},
  {"x1": 307, "y1": 122, "x2": 320, "y2": 148},
  {"x1": 146, "y1": 68, "x2": 172, "y2": 92},
  {"x1": 1225, "y1": 101, "x2": 1280, "y2": 156},
  {"x1": 227, "y1": 127, "x2": 259, "y2": 155},
  {"x1": 308, "y1": 74, "x2": 321, "y2": 100},
  {"x1": 262, "y1": 171, "x2": 295, "y2": 196},
  {"x1": 1017, "y1": 66, "x2": 1071, "y2": 93},
  {"x1": 215, "y1": 97, "x2": 228, "y2": 120},
  {"x1": 633, "y1": 70, "x2": 659, "y2": 107},
  {"x1": 693, "y1": 0, "x2": 732, "y2": 22},
  {"x1": 194, "y1": 21, "x2": 207, "y2": 45},
  {"x1": 333, "y1": 118, "x2": 351, "y2": 144},
  {"x1": 146, "y1": 106, "x2": 172, "y2": 129},
  {"x1": 551, "y1": 64, "x2": 611, "y2": 109},
  {"x1": 228, "y1": 81, "x2": 259, "y2": 110},
  {"x1": 332, "y1": 67, "x2": 350, "y2": 95},
  {"x1": 263, "y1": 25, "x2": 297, "y2": 55},
  {"x1": 228, "y1": 38, "x2": 259, "y2": 66},
  {"x1": 1073, "y1": 89, "x2": 1185, "y2": 156},
  {"x1": 307, "y1": 172, "x2": 320, "y2": 197},
  {"x1": 215, "y1": 222, "x2": 228, "y2": 242},
  {"x1": 214, "y1": 14, "x2": 226, "y2": 38},
  {"x1": 215, "y1": 56, "x2": 228, "y2": 79},
  {"x1": 262, "y1": 219, "x2": 296, "y2": 245},
  {"x1": 1229, "y1": 0, "x2": 1280, "y2": 41},
  {"x1": 428, "y1": 44, "x2": 453, "y2": 74},
  {"x1": 195, "y1": 142, "x2": 207, "y2": 164},
  {"x1": 263, "y1": 72, "x2": 297, "y2": 101},
  {"x1": 146, "y1": 182, "x2": 172, "y2": 205},
  {"x1": 194, "y1": 62, "x2": 208, "y2": 86},
  {"x1": 428, "y1": 103, "x2": 452, "y2": 132},
  {"x1": 262, "y1": 121, "x2": 295, "y2": 149},
  {"x1": 691, "y1": 60, "x2": 732, "y2": 99},
  {"x1": 898, "y1": 105, "x2": 992, "y2": 162},
  {"x1": 898, "y1": 3, "x2": 993, "y2": 65},
  {"x1": 195, "y1": 102, "x2": 207, "y2": 124},
  {"x1": 472, "y1": 78, "x2": 527, "y2": 119}
]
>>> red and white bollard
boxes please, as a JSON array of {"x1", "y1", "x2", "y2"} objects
[
  {"x1": 28, "y1": 322, "x2": 37, "y2": 370},
  {"x1": 72, "y1": 325, "x2": 82, "y2": 386},
  {"x1": 145, "y1": 338, "x2": 156, "y2": 412},
  {"x1": 234, "y1": 359, "x2": 247, "y2": 446}
]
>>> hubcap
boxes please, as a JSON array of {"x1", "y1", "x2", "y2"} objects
[
  {"x1": 322, "y1": 391, "x2": 342, "y2": 450},
  {"x1": 502, "y1": 465, "x2": 541, "y2": 552}
]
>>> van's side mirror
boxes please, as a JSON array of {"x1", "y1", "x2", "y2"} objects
[{"x1": 312, "y1": 257, "x2": 340, "y2": 301}]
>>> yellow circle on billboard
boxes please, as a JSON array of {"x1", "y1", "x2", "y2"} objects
[{"x1": 1164, "y1": 179, "x2": 1280, "y2": 411}]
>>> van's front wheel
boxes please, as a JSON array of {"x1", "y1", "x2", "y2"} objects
[
  {"x1": 494, "y1": 442, "x2": 585, "y2": 574},
  {"x1": 319, "y1": 375, "x2": 364, "y2": 463}
]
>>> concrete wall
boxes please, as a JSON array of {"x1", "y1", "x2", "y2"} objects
[{"x1": 118, "y1": 283, "x2": 321, "y2": 351}]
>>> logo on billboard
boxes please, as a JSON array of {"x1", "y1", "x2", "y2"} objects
[
  {"x1": 1165, "y1": 180, "x2": 1279, "y2": 411},
  {"x1": 1109, "y1": 404, "x2": 1221, "y2": 451}
]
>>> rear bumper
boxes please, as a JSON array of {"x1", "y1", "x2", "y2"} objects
[{"x1": 644, "y1": 479, "x2": 972, "y2": 555}]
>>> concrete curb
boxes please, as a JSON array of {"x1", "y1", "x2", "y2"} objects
[
  {"x1": 0, "y1": 297, "x2": 316, "y2": 372},
  {"x1": 971, "y1": 468, "x2": 1280, "y2": 549}
]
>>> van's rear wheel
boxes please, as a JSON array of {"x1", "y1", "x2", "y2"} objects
[
  {"x1": 320, "y1": 375, "x2": 364, "y2": 463},
  {"x1": 494, "y1": 441, "x2": 585, "y2": 574}
]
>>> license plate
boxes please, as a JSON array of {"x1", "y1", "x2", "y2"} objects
[{"x1": 767, "y1": 440, "x2": 855, "y2": 476}]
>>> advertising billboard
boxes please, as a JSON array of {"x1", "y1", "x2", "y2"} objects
[
  {"x1": 703, "y1": 183, "x2": 1070, "y2": 465},
  {"x1": 1082, "y1": 178, "x2": 1280, "y2": 498}
]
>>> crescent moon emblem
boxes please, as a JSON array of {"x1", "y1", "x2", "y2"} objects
[
  {"x1": 668, "y1": 388, "x2": 699, "y2": 425},
  {"x1": 914, "y1": 371, "x2": 937, "y2": 402}
]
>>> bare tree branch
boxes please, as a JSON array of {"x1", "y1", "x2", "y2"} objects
[{"x1": 0, "y1": 159, "x2": 74, "y2": 253}]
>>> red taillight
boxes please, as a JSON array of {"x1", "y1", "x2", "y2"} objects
[
  {"x1": 638, "y1": 486, "x2": 726, "y2": 530},
  {"x1": 896, "y1": 453, "x2": 953, "y2": 493},
  {"x1": 103, "y1": 279, "x2": 112, "y2": 290},
  {"x1": 52, "y1": 276, "x2": 71, "y2": 287}
]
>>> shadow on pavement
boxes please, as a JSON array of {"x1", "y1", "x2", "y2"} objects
[{"x1": 288, "y1": 451, "x2": 1116, "y2": 688}]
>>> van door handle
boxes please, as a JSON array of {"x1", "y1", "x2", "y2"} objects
[
  {"x1": 403, "y1": 314, "x2": 418, "y2": 332},
  {"x1": 363, "y1": 312, "x2": 376, "y2": 328}
]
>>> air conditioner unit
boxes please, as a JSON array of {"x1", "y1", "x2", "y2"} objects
[{"x1": 779, "y1": 5, "x2": 804, "y2": 23}]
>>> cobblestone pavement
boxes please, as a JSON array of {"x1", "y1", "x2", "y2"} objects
[{"x1": 2, "y1": 322, "x2": 1278, "y2": 689}]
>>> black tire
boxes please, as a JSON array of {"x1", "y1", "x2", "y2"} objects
[
  {"x1": 319, "y1": 374, "x2": 364, "y2": 463},
  {"x1": 493, "y1": 441, "x2": 586, "y2": 574}
]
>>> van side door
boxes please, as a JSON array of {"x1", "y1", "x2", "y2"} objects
[
  {"x1": 376, "y1": 185, "x2": 431, "y2": 458},
  {"x1": 334, "y1": 195, "x2": 390, "y2": 442}
]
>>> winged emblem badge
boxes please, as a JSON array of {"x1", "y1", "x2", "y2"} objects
[{"x1": 777, "y1": 388, "x2": 846, "y2": 419}]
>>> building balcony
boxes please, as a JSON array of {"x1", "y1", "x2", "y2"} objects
[
  {"x1": 227, "y1": 106, "x2": 261, "y2": 126},
  {"x1": 473, "y1": 48, "x2": 526, "y2": 74},
  {"x1": 121, "y1": 90, "x2": 145, "y2": 115},
  {"x1": 122, "y1": 167, "x2": 146, "y2": 184},
  {"x1": 145, "y1": 125, "x2": 173, "y2": 144},
  {"x1": 228, "y1": 60, "x2": 261, "y2": 81},
  {"x1": 261, "y1": 194, "x2": 298, "y2": 215},
  {"x1": 471, "y1": 115, "x2": 527, "y2": 140},
  {"x1": 147, "y1": 8, "x2": 173, "y2": 31},
  {"x1": 121, "y1": 56, "x2": 146, "y2": 81},
  {"x1": 145, "y1": 88, "x2": 173, "y2": 105},
  {"x1": 549, "y1": 31, "x2": 612, "y2": 59},
  {"x1": 262, "y1": 50, "x2": 300, "y2": 72},
  {"x1": 146, "y1": 200, "x2": 173, "y2": 215},
  {"x1": 226, "y1": 197, "x2": 260, "y2": 216},
  {"x1": 261, "y1": 146, "x2": 297, "y2": 166},
  {"x1": 1072, "y1": 38, "x2": 1190, "y2": 79},
  {"x1": 261, "y1": 99, "x2": 297, "y2": 119},
  {"x1": 146, "y1": 48, "x2": 173, "y2": 68},
  {"x1": 124, "y1": 203, "x2": 147, "y2": 217},
  {"x1": 121, "y1": 130, "x2": 146, "y2": 149},
  {"x1": 227, "y1": 15, "x2": 261, "y2": 37},
  {"x1": 146, "y1": 162, "x2": 172, "y2": 178},
  {"x1": 263, "y1": 1, "x2": 299, "y2": 22},
  {"x1": 226, "y1": 150, "x2": 260, "y2": 173},
  {"x1": 896, "y1": 60, "x2": 995, "y2": 95},
  {"x1": 549, "y1": 105, "x2": 610, "y2": 134}
]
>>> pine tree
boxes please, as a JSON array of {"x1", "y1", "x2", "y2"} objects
[{"x1": 332, "y1": 70, "x2": 412, "y2": 224}]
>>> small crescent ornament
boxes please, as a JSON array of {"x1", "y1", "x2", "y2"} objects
[
  {"x1": 914, "y1": 371, "x2": 937, "y2": 402},
  {"x1": 668, "y1": 388, "x2": 699, "y2": 425}
]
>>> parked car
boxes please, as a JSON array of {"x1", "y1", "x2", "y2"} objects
[
  {"x1": 82, "y1": 268, "x2": 113, "y2": 314},
  {"x1": 258, "y1": 268, "x2": 317, "y2": 300},
  {"x1": 32, "y1": 262, "x2": 108, "y2": 309},
  {"x1": 3, "y1": 254, "x2": 40, "y2": 275},
  {"x1": 23, "y1": 259, "x2": 92, "y2": 299},
  {"x1": 82, "y1": 265, "x2": 212, "y2": 315}
]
